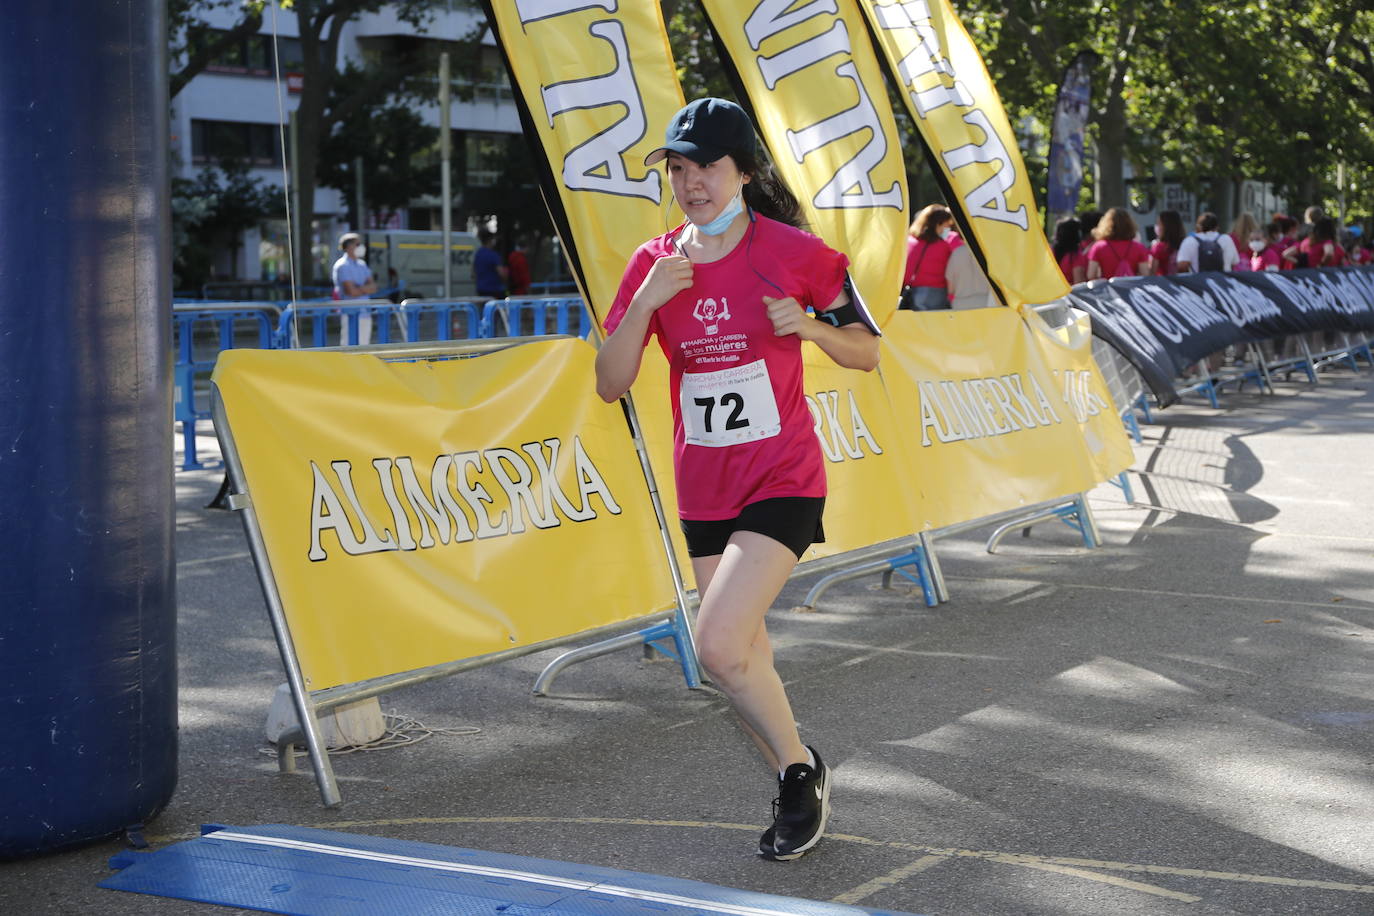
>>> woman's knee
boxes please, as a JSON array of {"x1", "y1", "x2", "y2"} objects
[{"x1": 697, "y1": 634, "x2": 752, "y2": 690}]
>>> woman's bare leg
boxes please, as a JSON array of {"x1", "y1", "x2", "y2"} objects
[
  {"x1": 694, "y1": 546, "x2": 781, "y2": 773},
  {"x1": 691, "y1": 531, "x2": 807, "y2": 773}
]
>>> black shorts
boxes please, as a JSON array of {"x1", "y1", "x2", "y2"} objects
[{"x1": 680, "y1": 497, "x2": 825, "y2": 561}]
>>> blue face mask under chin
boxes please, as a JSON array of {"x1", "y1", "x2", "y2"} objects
[{"x1": 692, "y1": 183, "x2": 745, "y2": 236}]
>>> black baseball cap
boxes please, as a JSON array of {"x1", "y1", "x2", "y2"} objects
[{"x1": 644, "y1": 98, "x2": 756, "y2": 167}]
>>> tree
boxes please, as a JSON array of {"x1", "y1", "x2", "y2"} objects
[
  {"x1": 283, "y1": 0, "x2": 485, "y2": 284},
  {"x1": 956, "y1": 1, "x2": 1374, "y2": 220},
  {"x1": 1285, "y1": 3, "x2": 1374, "y2": 218},
  {"x1": 169, "y1": 0, "x2": 268, "y2": 99},
  {"x1": 660, "y1": 0, "x2": 733, "y2": 101},
  {"x1": 172, "y1": 158, "x2": 281, "y2": 290},
  {"x1": 957, "y1": 0, "x2": 1159, "y2": 211},
  {"x1": 317, "y1": 96, "x2": 440, "y2": 228}
]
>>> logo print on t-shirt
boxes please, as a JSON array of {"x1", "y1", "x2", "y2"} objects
[{"x1": 692, "y1": 297, "x2": 731, "y2": 335}]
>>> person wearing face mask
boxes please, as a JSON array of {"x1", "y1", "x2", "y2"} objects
[
  {"x1": 937, "y1": 212, "x2": 963, "y2": 249},
  {"x1": 595, "y1": 97, "x2": 880, "y2": 863},
  {"x1": 1251, "y1": 222, "x2": 1283, "y2": 272},
  {"x1": 332, "y1": 232, "x2": 378, "y2": 300},
  {"x1": 332, "y1": 232, "x2": 383, "y2": 343},
  {"x1": 900, "y1": 204, "x2": 954, "y2": 310}
]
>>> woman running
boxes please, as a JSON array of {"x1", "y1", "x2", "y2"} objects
[{"x1": 594, "y1": 98, "x2": 880, "y2": 861}]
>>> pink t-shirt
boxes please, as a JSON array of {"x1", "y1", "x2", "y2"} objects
[
  {"x1": 1279, "y1": 234, "x2": 1301, "y2": 269},
  {"x1": 1351, "y1": 246, "x2": 1373, "y2": 265},
  {"x1": 1251, "y1": 244, "x2": 1282, "y2": 271},
  {"x1": 1058, "y1": 250, "x2": 1084, "y2": 283},
  {"x1": 1149, "y1": 240, "x2": 1178, "y2": 276},
  {"x1": 1301, "y1": 237, "x2": 1346, "y2": 268},
  {"x1": 605, "y1": 216, "x2": 849, "y2": 520},
  {"x1": 1228, "y1": 234, "x2": 1253, "y2": 271},
  {"x1": 904, "y1": 236, "x2": 952, "y2": 287},
  {"x1": 1087, "y1": 239, "x2": 1149, "y2": 278}
]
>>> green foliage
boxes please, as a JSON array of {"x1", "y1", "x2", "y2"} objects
[
  {"x1": 317, "y1": 98, "x2": 440, "y2": 225},
  {"x1": 172, "y1": 159, "x2": 281, "y2": 290},
  {"x1": 661, "y1": 0, "x2": 733, "y2": 100},
  {"x1": 954, "y1": 0, "x2": 1374, "y2": 218}
]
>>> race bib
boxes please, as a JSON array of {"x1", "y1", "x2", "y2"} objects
[{"x1": 679, "y1": 359, "x2": 781, "y2": 448}]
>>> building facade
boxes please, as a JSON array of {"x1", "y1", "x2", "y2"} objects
[{"x1": 171, "y1": 1, "x2": 523, "y2": 284}]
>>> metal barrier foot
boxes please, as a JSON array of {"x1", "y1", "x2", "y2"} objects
[
  {"x1": 800, "y1": 557, "x2": 900, "y2": 609},
  {"x1": 1108, "y1": 470, "x2": 1135, "y2": 505},
  {"x1": 1122, "y1": 411, "x2": 1142, "y2": 444},
  {"x1": 531, "y1": 617, "x2": 699, "y2": 696},
  {"x1": 884, "y1": 547, "x2": 937, "y2": 607}
]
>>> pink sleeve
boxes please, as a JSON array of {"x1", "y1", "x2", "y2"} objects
[
  {"x1": 903, "y1": 237, "x2": 920, "y2": 286},
  {"x1": 791, "y1": 230, "x2": 850, "y2": 311},
  {"x1": 603, "y1": 245, "x2": 658, "y2": 343}
]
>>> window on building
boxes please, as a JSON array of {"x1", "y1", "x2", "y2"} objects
[
  {"x1": 465, "y1": 133, "x2": 507, "y2": 188},
  {"x1": 191, "y1": 119, "x2": 284, "y2": 167},
  {"x1": 190, "y1": 28, "x2": 303, "y2": 77}
]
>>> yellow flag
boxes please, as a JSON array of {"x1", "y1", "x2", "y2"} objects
[
  {"x1": 697, "y1": 0, "x2": 909, "y2": 327},
  {"x1": 855, "y1": 0, "x2": 1069, "y2": 309},
  {"x1": 213, "y1": 341, "x2": 675, "y2": 691},
  {"x1": 482, "y1": 0, "x2": 686, "y2": 330}
]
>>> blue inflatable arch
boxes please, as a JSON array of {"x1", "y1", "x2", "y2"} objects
[{"x1": 1, "y1": 0, "x2": 177, "y2": 857}]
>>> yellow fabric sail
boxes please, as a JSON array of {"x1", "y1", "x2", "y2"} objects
[
  {"x1": 482, "y1": 0, "x2": 687, "y2": 330},
  {"x1": 854, "y1": 0, "x2": 1070, "y2": 309},
  {"x1": 698, "y1": 0, "x2": 909, "y2": 327}
]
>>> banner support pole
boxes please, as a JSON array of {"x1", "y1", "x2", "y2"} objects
[
  {"x1": 618, "y1": 390, "x2": 702, "y2": 685},
  {"x1": 212, "y1": 388, "x2": 342, "y2": 808},
  {"x1": 531, "y1": 389, "x2": 703, "y2": 694},
  {"x1": 439, "y1": 52, "x2": 453, "y2": 300}
]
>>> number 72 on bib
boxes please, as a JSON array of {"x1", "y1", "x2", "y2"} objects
[{"x1": 679, "y1": 359, "x2": 782, "y2": 448}]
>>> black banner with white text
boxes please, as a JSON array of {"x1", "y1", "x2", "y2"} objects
[{"x1": 1068, "y1": 267, "x2": 1374, "y2": 407}]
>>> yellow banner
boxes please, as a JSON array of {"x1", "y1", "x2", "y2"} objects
[
  {"x1": 698, "y1": 0, "x2": 909, "y2": 327},
  {"x1": 213, "y1": 340, "x2": 675, "y2": 691},
  {"x1": 880, "y1": 310, "x2": 1133, "y2": 530},
  {"x1": 800, "y1": 349, "x2": 921, "y2": 560},
  {"x1": 483, "y1": 0, "x2": 686, "y2": 329},
  {"x1": 626, "y1": 345, "x2": 918, "y2": 577},
  {"x1": 855, "y1": 0, "x2": 1068, "y2": 309}
]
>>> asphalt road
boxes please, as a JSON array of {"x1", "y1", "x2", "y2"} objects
[{"x1": 2, "y1": 366, "x2": 1372, "y2": 916}]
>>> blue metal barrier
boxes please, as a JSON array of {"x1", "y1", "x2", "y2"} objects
[
  {"x1": 273, "y1": 300, "x2": 406, "y2": 349},
  {"x1": 398, "y1": 299, "x2": 485, "y2": 342},
  {"x1": 480, "y1": 297, "x2": 592, "y2": 339},
  {"x1": 173, "y1": 303, "x2": 278, "y2": 470}
]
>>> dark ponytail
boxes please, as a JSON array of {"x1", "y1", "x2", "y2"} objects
[{"x1": 732, "y1": 147, "x2": 805, "y2": 230}]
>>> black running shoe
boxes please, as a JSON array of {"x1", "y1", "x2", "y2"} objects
[{"x1": 758, "y1": 746, "x2": 831, "y2": 861}]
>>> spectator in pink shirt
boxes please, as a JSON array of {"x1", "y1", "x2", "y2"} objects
[
  {"x1": 1086, "y1": 207, "x2": 1152, "y2": 279},
  {"x1": 1285, "y1": 216, "x2": 1345, "y2": 268},
  {"x1": 1229, "y1": 212, "x2": 1258, "y2": 272},
  {"x1": 1077, "y1": 210, "x2": 1102, "y2": 257},
  {"x1": 1051, "y1": 217, "x2": 1085, "y2": 284},
  {"x1": 1350, "y1": 234, "x2": 1373, "y2": 265},
  {"x1": 901, "y1": 204, "x2": 954, "y2": 310},
  {"x1": 1150, "y1": 210, "x2": 1184, "y2": 276},
  {"x1": 1250, "y1": 222, "x2": 1283, "y2": 271},
  {"x1": 1273, "y1": 214, "x2": 1300, "y2": 268}
]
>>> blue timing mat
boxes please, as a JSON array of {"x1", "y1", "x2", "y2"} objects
[{"x1": 101, "y1": 824, "x2": 926, "y2": 916}]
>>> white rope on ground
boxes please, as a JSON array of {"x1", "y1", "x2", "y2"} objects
[{"x1": 262, "y1": 711, "x2": 482, "y2": 760}]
